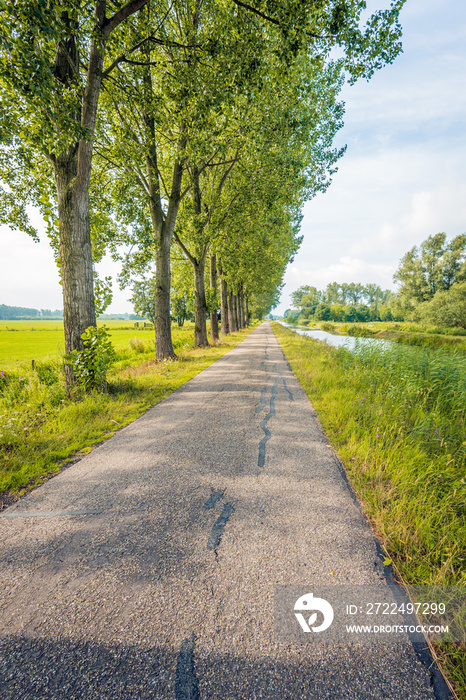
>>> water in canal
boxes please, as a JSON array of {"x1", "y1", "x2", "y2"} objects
[{"x1": 279, "y1": 323, "x2": 389, "y2": 351}]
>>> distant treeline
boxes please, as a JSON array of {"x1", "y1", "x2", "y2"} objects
[
  {"x1": 284, "y1": 283, "x2": 394, "y2": 323},
  {"x1": 0, "y1": 305, "x2": 145, "y2": 321},
  {"x1": 0, "y1": 305, "x2": 63, "y2": 320},
  {"x1": 98, "y1": 313, "x2": 143, "y2": 320}
]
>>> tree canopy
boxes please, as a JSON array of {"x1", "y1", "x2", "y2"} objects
[
  {"x1": 394, "y1": 233, "x2": 466, "y2": 305},
  {"x1": 0, "y1": 0, "x2": 408, "y2": 373}
]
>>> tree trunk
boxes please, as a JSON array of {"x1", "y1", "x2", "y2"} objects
[
  {"x1": 240, "y1": 287, "x2": 245, "y2": 329},
  {"x1": 52, "y1": 16, "x2": 103, "y2": 366},
  {"x1": 144, "y1": 56, "x2": 177, "y2": 362},
  {"x1": 220, "y1": 276, "x2": 229, "y2": 335},
  {"x1": 209, "y1": 253, "x2": 219, "y2": 342},
  {"x1": 235, "y1": 294, "x2": 242, "y2": 329},
  {"x1": 55, "y1": 154, "x2": 96, "y2": 358},
  {"x1": 228, "y1": 291, "x2": 237, "y2": 332},
  {"x1": 245, "y1": 295, "x2": 250, "y2": 326},
  {"x1": 193, "y1": 257, "x2": 209, "y2": 347},
  {"x1": 154, "y1": 230, "x2": 176, "y2": 359}
]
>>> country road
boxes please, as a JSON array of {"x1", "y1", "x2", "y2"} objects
[{"x1": 0, "y1": 322, "x2": 451, "y2": 699}]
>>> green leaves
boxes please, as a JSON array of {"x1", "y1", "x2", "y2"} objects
[
  {"x1": 64, "y1": 326, "x2": 116, "y2": 392},
  {"x1": 394, "y1": 233, "x2": 466, "y2": 307}
]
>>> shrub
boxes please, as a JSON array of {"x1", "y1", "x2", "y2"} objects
[
  {"x1": 64, "y1": 326, "x2": 116, "y2": 392},
  {"x1": 419, "y1": 282, "x2": 466, "y2": 329},
  {"x1": 347, "y1": 325, "x2": 375, "y2": 338},
  {"x1": 314, "y1": 303, "x2": 331, "y2": 321}
]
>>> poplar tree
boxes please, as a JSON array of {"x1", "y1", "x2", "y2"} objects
[{"x1": 0, "y1": 0, "x2": 152, "y2": 368}]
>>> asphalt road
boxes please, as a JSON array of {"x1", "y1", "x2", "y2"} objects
[{"x1": 0, "y1": 322, "x2": 451, "y2": 699}]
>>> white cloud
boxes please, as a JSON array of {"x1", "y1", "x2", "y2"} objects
[
  {"x1": 0, "y1": 227, "x2": 135, "y2": 314},
  {"x1": 284, "y1": 257, "x2": 394, "y2": 290},
  {"x1": 1, "y1": 226, "x2": 62, "y2": 309}
]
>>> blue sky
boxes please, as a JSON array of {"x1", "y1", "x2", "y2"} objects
[{"x1": 1, "y1": 0, "x2": 465, "y2": 315}]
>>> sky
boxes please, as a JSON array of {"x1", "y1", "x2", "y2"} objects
[{"x1": 1, "y1": 0, "x2": 466, "y2": 315}]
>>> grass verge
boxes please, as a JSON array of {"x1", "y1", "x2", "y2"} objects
[
  {"x1": 0, "y1": 324, "x2": 255, "y2": 502},
  {"x1": 272, "y1": 322, "x2": 466, "y2": 697}
]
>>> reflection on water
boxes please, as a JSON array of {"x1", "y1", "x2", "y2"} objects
[{"x1": 279, "y1": 323, "x2": 389, "y2": 351}]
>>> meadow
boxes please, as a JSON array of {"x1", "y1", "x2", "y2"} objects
[
  {"x1": 272, "y1": 322, "x2": 466, "y2": 695},
  {"x1": 0, "y1": 321, "x2": 255, "y2": 498},
  {"x1": 0, "y1": 319, "x2": 157, "y2": 368}
]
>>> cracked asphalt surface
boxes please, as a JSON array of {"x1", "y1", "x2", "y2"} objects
[{"x1": 0, "y1": 322, "x2": 449, "y2": 699}]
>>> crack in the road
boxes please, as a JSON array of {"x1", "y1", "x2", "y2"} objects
[
  {"x1": 258, "y1": 376, "x2": 279, "y2": 468},
  {"x1": 207, "y1": 503, "x2": 235, "y2": 550},
  {"x1": 255, "y1": 388, "x2": 267, "y2": 414},
  {"x1": 175, "y1": 633, "x2": 200, "y2": 700},
  {"x1": 280, "y1": 373, "x2": 293, "y2": 401},
  {"x1": 203, "y1": 490, "x2": 224, "y2": 510}
]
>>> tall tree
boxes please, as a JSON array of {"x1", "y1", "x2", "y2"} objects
[{"x1": 0, "y1": 0, "x2": 151, "y2": 367}]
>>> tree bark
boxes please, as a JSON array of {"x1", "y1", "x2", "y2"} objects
[
  {"x1": 209, "y1": 253, "x2": 219, "y2": 342},
  {"x1": 154, "y1": 231, "x2": 175, "y2": 359},
  {"x1": 228, "y1": 291, "x2": 237, "y2": 332},
  {"x1": 146, "y1": 137, "x2": 180, "y2": 361},
  {"x1": 187, "y1": 166, "x2": 209, "y2": 347},
  {"x1": 220, "y1": 275, "x2": 229, "y2": 335},
  {"x1": 235, "y1": 293, "x2": 242, "y2": 329},
  {"x1": 193, "y1": 256, "x2": 209, "y2": 347},
  {"x1": 52, "y1": 16, "x2": 101, "y2": 363},
  {"x1": 239, "y1": 286, "x2": 245, "y2": 328},
  {"x1": 245, "y1": 295, "x2": 250, "y2": 326},
  {"x1": 143, "y1": 59, "x2": 186, "y2": 360},
  {"x1": 55, "y1": 155, "x2": 96, "y2": 358}
]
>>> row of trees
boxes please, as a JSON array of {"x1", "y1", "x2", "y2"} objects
[
  {"x1": 0, "y1": 0, "x2": 406, "y2": 377},
  {"x1": 286, "y1": 282, "x2": 394, "y2": 321},
  {"x1": 0, "y1": 305, "x2": 63, "y2": 320}
]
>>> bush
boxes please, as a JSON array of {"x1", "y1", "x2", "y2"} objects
[
  {"x1": 64, "y1": 326, "x2": 116, "y2": 392},
  {"x1": 354, "y1": 303, "x2": 371, "y2": 322},
  {"x1": 419, "y1": 282, "x2": 466, "y2": 329},
  {"x1": 35, "y1": 361, "x2": 61, "y2": 386},
  {"x1": 379, "y1": 305, "x2": 393, "y2": 322},
  {"x1": 314, "y1": 303, "x2": 331, "y2": 321},
  {"x1": 347, "y1": 325, "x2": 375, "y2": 337}
]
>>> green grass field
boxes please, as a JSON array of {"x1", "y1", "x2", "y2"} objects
[{"x1": 0, "y1": 320, "x2": 159, "y2": 368}]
